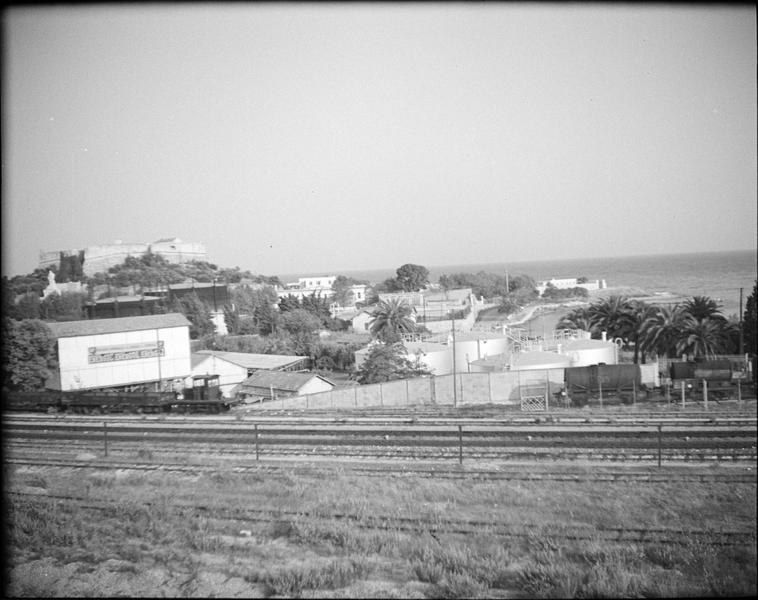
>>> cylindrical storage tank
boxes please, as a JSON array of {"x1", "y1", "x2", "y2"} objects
[
  {"x1": 405, "y1": 341, "x2": 453, "y2": 376},
  {"x1": 562, "y1": 338, "x2": 617, "y2": 367},
  {"x1": 469, "y1": 353, "x2": 509, "y2": 373},
  {"x1": 511, "y1": 351, "x2": 571, "y2": 372},
  {"x1": 693, "y1": 360, "x2": 732, "y2": 381},
  {"x1": 449, "y1": 332, "x2": 510, "y2": 371}
]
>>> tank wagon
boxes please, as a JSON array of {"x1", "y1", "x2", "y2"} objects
[
  {"x1": 563, "y1": 363, "x2": 643, "y2": 406},
  {"x1": 561, "y1": 357, "x2": 754, "y2": 406},
  {"x1": 4, "y1": 375, "x2": 238, "y2": 415},
  {"x1": 668, "y1": 358, "x2": 752, "y2": 401}
]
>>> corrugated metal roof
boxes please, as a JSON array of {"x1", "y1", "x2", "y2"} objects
[
  {"x1": 237, "y1": 371, "x2": 334, "y2": 393},
  {"x1": 46, "y1": 313, "x2": 190, "y2": 338},
  {"x1": 193, "y1": 350, "x2": 307, "y2": 370}
]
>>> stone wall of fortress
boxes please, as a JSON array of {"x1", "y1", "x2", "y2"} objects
[{"x1": 39, "y1": 241, "x2": 207, "y2": 277}]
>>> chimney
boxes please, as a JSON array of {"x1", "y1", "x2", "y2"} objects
[{"x1": 601, "y1": 331, "x2": 607, "y2": 342}]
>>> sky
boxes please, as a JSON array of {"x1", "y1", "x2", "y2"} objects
[{"x1": 3, "y1": 3, "x2": 756, "y2": 278}]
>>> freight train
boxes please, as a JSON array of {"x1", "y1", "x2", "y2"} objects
[
  {"x1": 3, "y1": 375, "x2": 239, "y2": 414},
  {"x1": 560, "y1": 357, "x2": 756, "y2": 406}
]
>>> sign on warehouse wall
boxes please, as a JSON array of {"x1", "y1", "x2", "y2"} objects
[{"x1": 88, "y1": 341, "x2": 165, "y2": 364}]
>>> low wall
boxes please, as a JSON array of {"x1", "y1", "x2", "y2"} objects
[{"x1": 248, "y1": 369, "x2": 568, "y2": 410}]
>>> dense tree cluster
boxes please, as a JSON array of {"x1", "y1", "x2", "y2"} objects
[
  {"x1": 744, "y1": 281, "x2": 757, "y2": 355},
  {"x1": 375, "y1": 264, "x2": 430, "y2": 293},
  {"x1": 540, "y1": 284, "x2": 590, "y2": 301},
  {"x1": 2, "y1": 318, "x2": 58, "y2": 391},
  {"x1": 556, "y1": 294, "x2": 747, "y2": 362},
  {"x1": 355, "y1": 342, "x2": 431, "y2": 384},
  {"x1": 86, "y1": 252, "x2": 280, "y2": 289},
  {"x1": 331, "y1": 275, "x2": 369, "y2": 307}
]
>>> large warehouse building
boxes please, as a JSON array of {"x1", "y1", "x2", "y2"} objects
[{"x1": 45, "y1": 313, "x2": 192, "y2": 392}]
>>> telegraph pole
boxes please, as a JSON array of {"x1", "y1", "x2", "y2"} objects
[
  {"x1": 451, "y1": 312, "x2": 458, "y2": 408},
  {"x1": 739, "y1": 287, "x2": 744, "y2": 355}
]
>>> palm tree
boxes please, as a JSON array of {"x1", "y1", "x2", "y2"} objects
[
  {"x1": 368, "y1": 299, "x2": 416, "y2": 343},
  {"x1": 683, "y1": 296, "x2": 725, "y2": 323},
  {"x1": 676, "y1": 314, "x2": 729, "y2": 359},
  {"x1": 556, "y1": 307, "x2": 593, "y2": 332},
  {"x1": 640, "y1": 304, "x2": 687, "y2": 359},
  {"x1": 587, "y1": 295, "x2": 636, "y2": 341},
  {"x1": 627, "y1": 300, "x2": 656, "y2": 363}
]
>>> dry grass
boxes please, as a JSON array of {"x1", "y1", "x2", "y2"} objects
[{"x1": 4, "y1": 464, "x2": 756, "y2": 598}]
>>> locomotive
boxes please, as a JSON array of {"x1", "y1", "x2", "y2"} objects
[
  {"x1": 3, "y1": 374, "x2": 239, "y2": 415},
  {"x1": 561, "y1": 357, "x2": 755, "y2": 406}
]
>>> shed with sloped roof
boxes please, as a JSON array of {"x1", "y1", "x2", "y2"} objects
[{"x1": 234, "y1": 371, "x2": 334, "y2": 403}]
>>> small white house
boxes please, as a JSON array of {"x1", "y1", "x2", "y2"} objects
[{"x1": 351, "y1": 310, "x2": 374, "y2": 333}]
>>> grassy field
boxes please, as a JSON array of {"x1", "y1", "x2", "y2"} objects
[{"x1": 4, "y1": 461, "x2": 756, "y2": 598}]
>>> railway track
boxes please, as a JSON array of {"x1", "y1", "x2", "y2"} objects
[
  {"x1": 6, "y1": 488, "x2": 755, "y2": 547},
  {"x1": 6, "y1": 408, "x2": 756, "y2": 427},
  {"x1": 4, "y1": 419, "x2": 755, "y2": 465},
  {"x1": 5, "y1": 455, "x2": 757, "y2": 483}
]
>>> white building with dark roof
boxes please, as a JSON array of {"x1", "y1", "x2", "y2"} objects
[
  {"x1": 189, "y1": 351, "x2": 310, "y2": 397},
  {"x1": 45, "y1": 313, "x2": 191, "y2": 391}
]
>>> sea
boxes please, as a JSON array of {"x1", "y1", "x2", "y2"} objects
[{"x1": 280, "y1": 249, "x2": 757, "y2": 325}]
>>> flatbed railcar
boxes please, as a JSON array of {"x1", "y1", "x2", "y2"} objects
[{"x1": 3, "y1": 375, "x2": 239, "y2": 415}]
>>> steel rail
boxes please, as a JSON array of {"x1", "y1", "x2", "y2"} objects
[{"x1": 5, "y1": 455, "x2": 757, "y2": 483}]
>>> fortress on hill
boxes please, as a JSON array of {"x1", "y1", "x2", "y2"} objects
[{"x1": 39, "y1": 238, "x2": 207, "y2": 277}]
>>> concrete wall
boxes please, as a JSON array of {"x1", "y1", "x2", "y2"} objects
[
  {"x1": 40, "y1": 240, "x2": 207, "y2": 276},
  {"x1": 248, "y1": 368, "x2": 572, "y2": 411}
]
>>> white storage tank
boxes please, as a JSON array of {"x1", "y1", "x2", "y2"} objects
[
  {"x1": 405, "y1": 341, "x2": 453, "y2": 375},
  {"x1": 447, "y1": 331, "x2": 510, "y2": 371},
  {"x1": 510, "y1": 351, "x2": 572, "y2": 372},
  {"x1": 469, "y1": 353, "x2": 510, "y2": 373},
  {"x1": 561, "y1": 338, "x2": 618, "y2": 367}
]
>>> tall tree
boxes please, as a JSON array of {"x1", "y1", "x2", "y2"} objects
[
  {"x1": 640, "y1": 304, "x2": 687, "y2": 359},
  {"x1": 355, "y1": 342, "x2": 430, "y2": 384},
  {"x1": 743, "y1": 281, "x2": 757, "y2": 354},
  {"x1": 676, "y1": 314, "x2": 729, "y2": 359},
  {"x1": 627, "y1": 300, "x2": 657, "y2": 364},
  {"x1": 331, "y1": 275, "x2": 367, "y2": 306},
  {"x1": 395, "y1": 264, "x2": 429, "y2": 292},
  {"x1": 556, "y1": 307, "x2": 593, "y2": 332},
  {"x1": 3, "y1": 318, "x2": 58, "y2": 391},
  {"x1": 173, "y1": 292, "x2": 214, "y2": 339},
  {"x1": 683, "y1": 296, "x2": 726, "y2": 324},
  {"x1": 587, "y1": 295, "x2": 635, "y2": 341},
  {"x1": 368, "y1": 299, "x2": 416, "y2": 343}
]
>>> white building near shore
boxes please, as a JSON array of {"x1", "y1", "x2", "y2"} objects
[{"x1": 536, "y1": 277, "x2": 606, "y2": 296}]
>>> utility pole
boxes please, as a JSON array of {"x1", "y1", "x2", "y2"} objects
[
  {"x1": 739, "y1": 287, "x2": 744, "y2": 355},
  {"x1": 451, "y1": 312, "x2": 458, "y2": 408}
]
